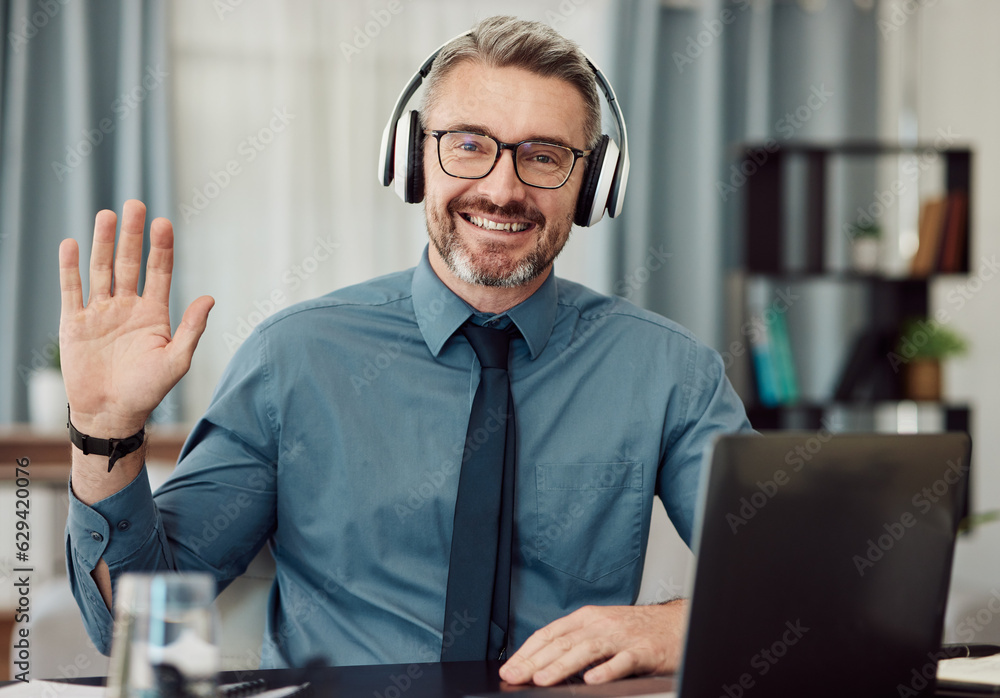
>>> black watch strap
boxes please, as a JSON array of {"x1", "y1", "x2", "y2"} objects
[{"x1": 67, "y1": 405, "x2": 146, "y2": 472}]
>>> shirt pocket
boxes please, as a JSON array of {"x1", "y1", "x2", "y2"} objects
[{"x1": 534, "y1": 461, "x2": 643, "y2": 582}]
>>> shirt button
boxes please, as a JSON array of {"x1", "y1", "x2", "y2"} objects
[
  {"x1": 90, "y1": 531, "x2": 104, "y2": 542},
  {"x1": 117, "y1": 520, "x2": 131, "y2": 531}
]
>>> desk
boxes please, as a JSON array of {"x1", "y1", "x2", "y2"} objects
[
  {"x1": 227, "y1": 665, "x2": 683, "y2": 698},
  {"x1": 7, "y1": 664, "x2": 677, "y2": 697},
  {"x1": 3, "y1": 663, "x2": 992, "y2": 698}
]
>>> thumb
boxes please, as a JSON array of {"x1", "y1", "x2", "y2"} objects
[{"x1": 167, "y1": 295, "x2": 215, "y2": 373}]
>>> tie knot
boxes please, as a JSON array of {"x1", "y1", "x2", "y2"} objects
[{"x1": 461, "y1": 323, "x2": 514, "y2": 369}]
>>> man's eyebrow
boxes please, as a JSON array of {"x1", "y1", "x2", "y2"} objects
[{"x1": 443, "y1": 123, "x2": 580, "y2": 149}]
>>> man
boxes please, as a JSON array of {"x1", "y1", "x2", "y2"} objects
[{"x1": 61, "y1": 16, "x2": 750, "y2": 686}]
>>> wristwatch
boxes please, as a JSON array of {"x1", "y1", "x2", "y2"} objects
[{"x1": 67, "y1": 404, "x2": 145, "y2": 472}]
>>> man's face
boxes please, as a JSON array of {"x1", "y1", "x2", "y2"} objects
[{"x1": 422, "y1": 61, "x2": 590, "y2": 289}]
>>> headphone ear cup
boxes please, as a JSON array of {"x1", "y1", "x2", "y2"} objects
[
  {"x1": 574, "y1": 136, "x2": 609, "y2": 227},
  {"x1": 392, "y1": 110, "x2": 425, "y2": 203},
  {"x1": 406, "y1": 111, "x2": 425, "y2": 203}
]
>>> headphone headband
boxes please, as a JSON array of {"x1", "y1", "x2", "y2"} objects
[
  {"x1": 582, "y1": 53, "x2": 630, "y2": 219},
  {"x1": 378, "y1": 33, "x2": 466, "y2": 190},
  {"x1": 378, "y1": 32, "x2": 629, "y2": 226}
]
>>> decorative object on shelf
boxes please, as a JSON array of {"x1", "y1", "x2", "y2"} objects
[
  {"x1": 848, "y1": 221, "x2": 881, "y2": 273},
  {"x1": 912, "y1": 192, "x2": 969, "y2": 276},
  {"x1": 896, "y1": 319, "x2": 969, "y2": 401},
  {"x1": 27, "y1": 345, "x2": 67, "y2": 431},
  {"x1": 911, "y1": 197, "x2": 948, "y2": 276},
  {"x1": 959, "y1": 509, "x2": 1000, "y2": 534},
  {"x1": 745, "y1": 285, "x2": 799, "y2": 407}
]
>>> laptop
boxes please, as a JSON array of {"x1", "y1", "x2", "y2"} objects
[
  {"x1": 678, "y1": 431, "x2": 970, "y2": 698},
  {"x1": 472, "y1": 432, "x2": 970, "y2": 698}
]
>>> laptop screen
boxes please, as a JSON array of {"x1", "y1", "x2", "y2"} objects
[{"x1": 678, "y1": 432, "x2": 970, "y2": 698}]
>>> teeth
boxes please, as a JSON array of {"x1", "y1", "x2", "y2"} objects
[{"x1": 468, "y1": 215, "x2": 530, "y2": 232}]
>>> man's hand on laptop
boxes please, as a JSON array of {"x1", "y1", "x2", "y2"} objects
[{"x1": 499, "y1": 600, "x2": 687, "y2": 686}]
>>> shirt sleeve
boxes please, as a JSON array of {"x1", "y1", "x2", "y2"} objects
[
  {"x1": 64, "y1": 329, "x2": 280, "y2": 655},
  {"x1": 657, "y1": 340, "x2": 753, "y2": 546},
  {"x1": 65, "y1": 465, "x2": 171, "y2": 654}
]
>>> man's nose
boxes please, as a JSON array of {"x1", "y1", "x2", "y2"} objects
[{"x1": 476, "y1": 147, "x2": 528, "y2": 207}]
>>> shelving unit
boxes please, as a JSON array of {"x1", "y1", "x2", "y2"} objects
[
  {"x1": 735, "y1": 141, "x2": 972, "y2": 425},
  {"x1": 732, "y1": 140, "x2": 974, "y2": 519}
]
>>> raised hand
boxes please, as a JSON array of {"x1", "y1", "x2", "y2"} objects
[{"x1": 59, "y1": 200, "x2": 214, "y2": 442}]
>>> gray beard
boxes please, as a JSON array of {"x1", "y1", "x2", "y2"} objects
[
  {"x1": 426, "y1": 197, "x2": 571, "y2": 288},
  {"x1": 432, "y1": 234, "x2": 546, "y2": 288}
]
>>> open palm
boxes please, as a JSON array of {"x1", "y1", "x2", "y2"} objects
[{"x1": 59, "y1": 200, "x2": 214, "y2": 436}]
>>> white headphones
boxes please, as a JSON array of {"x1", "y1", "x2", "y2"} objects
[{"x1": 377, "y1": 35, "x2": 630, "y2": 227}]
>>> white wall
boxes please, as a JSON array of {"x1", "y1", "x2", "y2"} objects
[{"x1": 910, "y1": 0, "x2": 1000, "y2": 633}]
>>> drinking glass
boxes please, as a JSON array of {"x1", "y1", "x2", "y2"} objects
[{"x1": 106, "y1": 572, "x2": 219, "y2": 698}]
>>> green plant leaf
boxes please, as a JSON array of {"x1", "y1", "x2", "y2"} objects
[{"x1": 897, "y1": 319, "x2": 969, "y2": 360}]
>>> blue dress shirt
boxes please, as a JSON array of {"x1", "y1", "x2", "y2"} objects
[{"x1": 66, "y1": 247, "x2": 751, "y2": 667}]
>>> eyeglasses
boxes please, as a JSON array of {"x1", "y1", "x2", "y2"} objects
[{"x1": 425, "y1": 130, "x2": 591, "y2": 190}]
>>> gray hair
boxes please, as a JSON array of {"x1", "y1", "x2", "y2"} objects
[{"x1": 420, "y1": 16, "x2": 602, "y2": 149}]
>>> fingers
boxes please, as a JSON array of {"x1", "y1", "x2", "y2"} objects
[
  {"x1": 59, "y1": 238, "x2": 84, "y2": 315},
  {"x1": 88, "y1": 209, "x2": 118, "y2": 304},
  {"x1": 144, "y1": 216, "x2": 174, "y2": 305},
  {"x1": 503, "y1": 634, "x2": 603, "y2": 686},
  {"x1": 508, "y1": 612, "x2": 581, "y2": 666},
  {"x1": 582, "y1": 650, "x2": 642, "y2": 684},
  {"x1": 502, "y1": 612, "x2": 588, "y2": 685},
  {"x1": 85, "y1": 201, "x2": 172, "y2": 304},
  {"x1": 113, "y1": 200, "x2": 148, "y2": 297}
]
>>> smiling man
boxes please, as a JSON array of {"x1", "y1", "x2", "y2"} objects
[{"x1": 62, "y1": 16, "x2": 751, "y2": 687}]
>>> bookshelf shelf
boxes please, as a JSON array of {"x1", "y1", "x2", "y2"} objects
[
  {"x1": 746, "y1": 271, "x2": 971, "y2": 282},
  {"x1": 746, "y1": 402, "x2": 971, "y2": 432},
  {"x1": 734, "y1": 141, "x2": 973, "y2": 424}
]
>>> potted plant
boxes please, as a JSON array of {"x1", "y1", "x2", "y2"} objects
[
  {"x1": 27, "y1": 343, "x2": 67, "y2": 430},
  {"x1": 896, "y1": 319, "x2": 968, "y2": 401},
  {"x1": 848, "y1": 221, "x2": 881, "y2": 273}
]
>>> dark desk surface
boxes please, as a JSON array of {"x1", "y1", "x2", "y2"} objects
[
  {"x1": 29, "y1": 663, "x2": 677, "y2": 697},
  {"x1": 220, "y1": 663, "x2": 676, "y2": 698},
  {"x1": 212, "y1": 664, "x2": 994, "y2": 698},
  {"x1": 6, "y1": 661, "x2": 993, "y2": 697}
]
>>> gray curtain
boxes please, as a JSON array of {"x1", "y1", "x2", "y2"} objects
[
  {"x1": 0, "y1": 0, "x2": 173, "y2": 423},
  {"x1": 610, "y1": 0, "x2": 880, "y2": 400},
  {"x1": 612, "y1": 0, "x2": 727, "y2": 348}
]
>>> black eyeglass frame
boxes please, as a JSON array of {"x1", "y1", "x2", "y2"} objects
[{"x1": 424, "y1": 129, "x2": 592, "y2": 190}]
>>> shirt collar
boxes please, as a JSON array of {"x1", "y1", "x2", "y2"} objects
[{"x1": 411, "y1": 246, "x2": 557, "y2": 360}]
